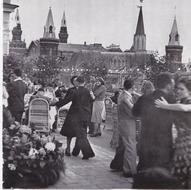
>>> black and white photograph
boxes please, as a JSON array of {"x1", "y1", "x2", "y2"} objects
[{"x1": 2, "y1": 0, "x2": 191, "y2": 189}]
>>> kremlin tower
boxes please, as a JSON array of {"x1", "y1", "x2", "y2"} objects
[
  {"x1": 59, "y1": 11, "x2": 68, "y2": 43},
  {"x1": 40, "y1": 7, "x2": 59, "y2": 57},
  {"x1": 132, "y1": 6, "x2": 146, "y2": 51},
  {"x1": 9, "y1": 8, "x2": 26, "y2": 56},
  {"x1": 165, "y1": 17, "x2": 183, "y2": 70}
]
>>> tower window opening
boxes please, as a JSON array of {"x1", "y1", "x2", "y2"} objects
[
  {"x1": 49, "y1": 25, "x2": 53, "y2": 33},
  {"x1": 175, "y1": 34, "x2": 179, "y2": 41}
]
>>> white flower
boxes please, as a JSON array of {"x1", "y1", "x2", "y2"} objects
[
  {"x1": 8, "y1": 163, "x2": 16, "y2": 170},
  {"x1": 45, "y1": 142, "x2": 56, "y2": 151},
  {"x1": 28, "y1": 148, "x2": 39, "y2": 157},
  {"x1": 39, "y1": 148, "x2": 46, "y2": 156}
]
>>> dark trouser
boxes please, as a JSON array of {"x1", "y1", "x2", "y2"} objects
[
  {"x1": 72, "y1": 121, "x2": 95, "y2": 158},
  {"x1": 87, "y1": 121, "x2": 94, "y2": 134},
  {"x1": 11, "y1": 111, "x2": 23, "y2": 123},
  {"x1": 110, "y1": 136, "x2": 125, "y2": 171}
]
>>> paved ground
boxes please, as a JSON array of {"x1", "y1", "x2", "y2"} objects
[{"x1": 49, "y1": 125, "x2": 133, "y2": 189}]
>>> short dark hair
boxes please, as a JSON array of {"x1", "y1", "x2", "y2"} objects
[
  {"x1": 76, "y1": 76, "x2": 85, "y2": 84},
  {"x1": 123, "y1": 79, "x2": 134, "y2": 90},
  {"x1": 13, "y1": 68, "x2": 22, "y2": 77},
  {"x1": 37, "y1": 88, "x2": 44, "y2": 92},
  {"x1": 177, "y1": 78, "x2": 191, "y2": 92},
  {"x1": 155, "y1": 72, "x2": 173, "y2": 89},
  {"x1": 70, "y1": 75, "x2": 78, "y2": 85}
]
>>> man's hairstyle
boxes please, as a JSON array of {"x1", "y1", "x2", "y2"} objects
[
  {"x1": 76, "y1": 76, "x2": 85, "y2": 84},
  {"x1": 13, "y1": 68, "x2": 22, "y2": 77},
  {"x1": 123, "y1": 79, "x2": 134, "y2": 90},
  {"x1": 178, "y1": 77, "x2": 191, "y2": 92},
  {"x1": 70, "y1": 75, "x2": 78, "y2": 85},
  {"x1": 37, "y1": 88, "x2": 44, "y2": 92},
  {"x1": 141, "y1": 80, "x2": 155, "y2": 95},
  {"x1": 155, "y1": 72, "x2": 173, "y2": 89}
]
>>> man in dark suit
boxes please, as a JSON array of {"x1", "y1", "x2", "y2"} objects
[
  {"x1": 7, "y1": 69, "x2": 28, "y2": 123},
  {"x1": 55, "y1": 76, "x2": 95, "y2": 159},
  {"x1": 132, "y1": 72, "x2": 175, "y2": 171}
]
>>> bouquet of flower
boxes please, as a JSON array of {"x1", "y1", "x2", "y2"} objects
[{"x1": 3, "y1": 124, "x2": 65, "y2": 188}]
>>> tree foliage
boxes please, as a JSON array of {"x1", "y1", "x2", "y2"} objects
[
  {"x1": 74, "y1": 52, "x2": 108, "y2": 81},
  {"x1": 33, "y1": 56, "x2": 63, "y2": 85},
  {"x1": 3, "y1": 55, "x2": 24, "y2": 81}
]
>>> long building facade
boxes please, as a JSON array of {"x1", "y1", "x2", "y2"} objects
[{"x1": 9, "y1": 4, "x2": 184, "y2": 88}]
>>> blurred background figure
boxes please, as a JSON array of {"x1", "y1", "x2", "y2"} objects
[
  {"x1": 90, "y1": 77, "x2": 106, "y2": 137},
  {"x1": 7, "y1": 69, "x2": 28, "y2": 123},
  {"x1": 141, "y1": 80, "x2": 155, "y2": 96}
]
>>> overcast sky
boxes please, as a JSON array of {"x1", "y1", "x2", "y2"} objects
[{"x1": 10, "y1": 0, "x2": 191, "y2": 62}]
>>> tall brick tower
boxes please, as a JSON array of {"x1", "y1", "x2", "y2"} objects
[
  {"x1": 40, "y1": 7, "x2": 59, "y2": 57},
  {"x1": 59, "y1": 11, "x2": 68, "y2": 43},
  {"x1": 165, "y1": 17, "x2": 183, "y2": 71},
  {"x1": 9, "y1": 8, "x2": 26, "y2": 56}
]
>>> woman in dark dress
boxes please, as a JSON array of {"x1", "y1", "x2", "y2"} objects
[
  {"x1": 155, "y1": 78, "x2": 191, "y2": 188},
  {"x1": 57, "y1": 76, "x2": 78, "y2": 156}
]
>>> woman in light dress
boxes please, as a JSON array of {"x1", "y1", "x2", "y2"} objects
[{"x1": 90, "y1": 77, "x2": 106, "y2": 137}]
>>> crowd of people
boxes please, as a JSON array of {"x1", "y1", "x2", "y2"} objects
[
  {"x1": 3, "y1": 69, "x2": 107, "y2": 160},
  {"x1": 110, "y1": 72, "x2": 191, "y2": 188},
  {"x1": 3, "y1": 68, "x2": 191, "y2": 188}
]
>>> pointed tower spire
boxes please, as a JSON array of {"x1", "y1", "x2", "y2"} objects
[
  {"x1": 133, "y1": 6, "x2": 146, "y2": 51},
  {"x1": 12, "y1": 8, "x2": 22, "y2": 42},
  {"x1": 135, "y1": 7, "x2": 145, "y2": 35},
  {"x1": 43, "y1": 7, "x2": 56, "y2": 38},
  {"x1": 165, "y1": 16, "x2": 183, "y2": 71},
  {"x1": 59, "y1": 11, "x2": 68, "y2": 43},
  {"x1": 15, "y1": 8, "x2": 20, "y2": 25},
  {"x1": 61, "y1": 11, "x2": 66, "y2": 27},
  {"x1": 168, "y1": 17, "x2": 180, "y2": 45},
  {"x1": 9, "y1": 8, "x2": 26, "y2": 56}
]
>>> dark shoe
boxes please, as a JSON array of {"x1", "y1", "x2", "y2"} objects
[
  {"x1": 65, "y1": 149, "x2": 71, "y2": 156},
  {"x1": 87, "y1": 130, "x2": 94, "y2": 135},
  {"x1": 97, "y1": 132, "x2": 101, "y2": 136},
  {"x1": 123, "y1": 172, "x2": 134, "y2": 178},
  {"x1": 82, "y1": 156, "x2": 89, "y2": 160},
  {"x1": 72, "y1": 151, "x2": 79, "y2": 157},
  {"x1": 82, "y1": 154, "x2": 95, "y2": 160},
  {"x1": 110, "y1": 159, "x2": 123, "y2": 171},
  {"x1": 90, "y1": 133, "x2": 101, "y2": 137}
]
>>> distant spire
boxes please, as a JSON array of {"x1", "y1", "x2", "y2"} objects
[
  {"x1": 15, "y1": 8, "x2": 20, "y2": 25},
  {"x1": 168, "y1": 16, "x2": 180, "y2": 45},
  {"x1": 132, "y1": 5, "x2": 146, "y2": 51},
  {"x1": 59, "y1": 10, "x2": 68, "y2": 43},
  {"x1": 135, "y1": 7, "x2": 145, "y2": 35},
  {"x1": 61, "y1": 11, "x2": 66, "y2": 27},
  {"x1": 43, "y1": 7, "x2": 56, "y2": 38}
]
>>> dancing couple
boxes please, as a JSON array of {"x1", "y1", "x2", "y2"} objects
[{"x1": 54, "y1": 76, "x2": 95, "y2": 160}]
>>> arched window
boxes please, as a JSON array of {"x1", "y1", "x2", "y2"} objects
[{"x1": 49, "y1": 25, "x2": 53, "y2": 33}]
